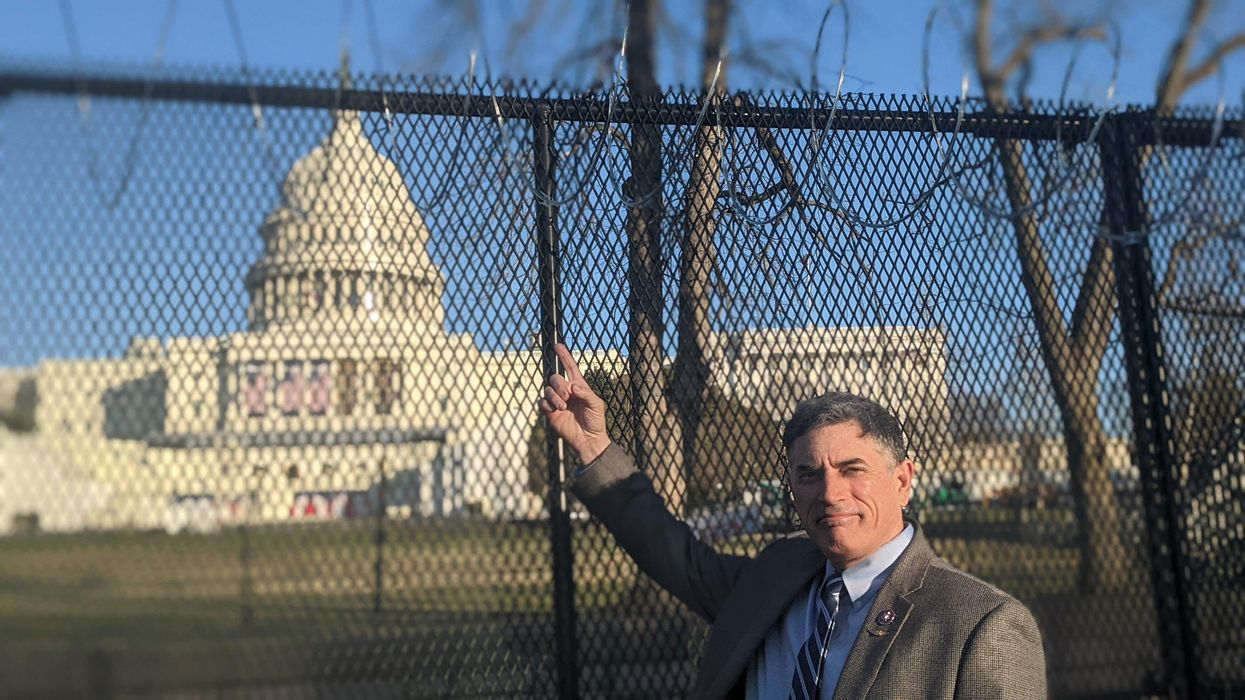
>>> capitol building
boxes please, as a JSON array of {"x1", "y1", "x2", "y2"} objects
[{"x1": 0, "y1": 105, "x2": 950, "y2": 534}]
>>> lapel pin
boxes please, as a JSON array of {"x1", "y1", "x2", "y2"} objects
[{"x1": 875, "y1": 609, "x2": 897, "y2": 626}]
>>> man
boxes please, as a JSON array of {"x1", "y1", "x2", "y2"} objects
[{"x1": 540, "y1": 344, "x2": 1046, "y2": 699}]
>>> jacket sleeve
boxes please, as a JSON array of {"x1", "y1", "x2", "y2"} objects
[
  {"x1": 566, "y1": 443, "x2": 751, "y2": 622},
  {"x1": 953, "y1": 598, "x2": 1047, "y2": 699}
]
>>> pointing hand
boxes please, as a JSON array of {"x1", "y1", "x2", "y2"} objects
[{"x1": 540, "y1": 343, "x2": 611, "y2": 464}]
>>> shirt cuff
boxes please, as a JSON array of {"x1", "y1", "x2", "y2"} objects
[{"x1": 564, "y1": 442, "x2": 637, "y2": 498}]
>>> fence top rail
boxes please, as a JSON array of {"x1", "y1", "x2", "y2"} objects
[{"x1": 0, "y1": 67, "x2": 1240, "y2": 146}]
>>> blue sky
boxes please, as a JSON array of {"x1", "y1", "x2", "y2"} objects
[
  {"x1": 0, "y1": 1, "x2": 1241, "y2": 104},
  {"x1": 0, "y1": 0, "x2": 1240, "y2": 437}
]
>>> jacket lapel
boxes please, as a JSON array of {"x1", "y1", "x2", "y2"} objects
[
  {"x1": 833, "y1": 521, "x2": 934, "y2": 700},
  {"x1": 695, "y1": 539, "x2": 825, "y2": 699}
]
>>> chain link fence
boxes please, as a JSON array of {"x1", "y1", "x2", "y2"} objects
[{"x1": 0, "y1": 64, "x2": 1242, "y2": 698}]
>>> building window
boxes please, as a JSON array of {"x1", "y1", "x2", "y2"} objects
[
  {"x1": 291, "y1": 275, "x2": 303, "y2": 313},
  {"x1": 373, "y1": 358, "x2": 399, "y2": 415},
  {"x1": 286, "y1": 464, "x2": 300, "y2": 481},
  {"x1": 362, "y1": 274, "x2": 376, "y2": 311},
  {"x1": 311, "y1": 272, "x2": 327, "y2": 310},
  {"x1": 279, "y1": 360, "x2": 304, "y2": 416},
  {"x1": 337, "y1": 359, "x2": 358, "y2": 416},
  {"x1": 308, "y1": 360, "x2": 331, "y2": 415},
  {"x1": 347, "y1": 274, "x2": 361, "y2": 309},
  {"x1": 243, "y1": 362, "x2": 268, "y2": 417}
]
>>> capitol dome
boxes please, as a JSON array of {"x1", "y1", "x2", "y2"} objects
[{"x1": 245, "y1": 108, "x2": 446, "y2": 331}]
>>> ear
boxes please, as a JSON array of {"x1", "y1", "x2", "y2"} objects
[{"x1": 895, "y1": 459, "x2": 915, "y2": 506}]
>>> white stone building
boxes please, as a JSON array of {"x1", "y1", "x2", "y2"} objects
[{"x1": 0, "y1": 106, "x2": 951, "y2": 534}]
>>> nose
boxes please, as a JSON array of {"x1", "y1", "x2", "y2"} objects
[{"x1": 820, "y1": 468, "x2": 849, "y2": 505}]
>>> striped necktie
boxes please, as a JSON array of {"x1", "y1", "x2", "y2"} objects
[{"x1": 789, "y1": 570, "x2": 844, "y2": 700}]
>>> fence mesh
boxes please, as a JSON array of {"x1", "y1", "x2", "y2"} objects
[
  {"x1": 1137, "y1": 111, "x2": 1245, "y2": 699},
  {"x1": 0, "y1": 65, "x2": 1242, "y2": 698}
]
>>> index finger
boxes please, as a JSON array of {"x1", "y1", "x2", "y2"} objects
[{"x1": 554, "y1": 343, "x2": 585, "y2": 383}]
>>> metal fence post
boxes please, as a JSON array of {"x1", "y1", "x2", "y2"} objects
[
  {"x1": 533, "y1": 103, "x2": 579, "y2": 700},
  {"x1": 374, "y1": 456, "x2": 387, "y2": 614},
  {"x1": 240, "y1": 518, "x2": 254, "y2": 627},
  {"x1": 1101, "y1": 114, "x2": 1199, "y2": 699}
]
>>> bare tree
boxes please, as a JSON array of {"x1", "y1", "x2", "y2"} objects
[
  {"x1": 622, "y1": 0, "x2": 686, "y2": 514},
  {"x1": 670, "y1": 0, "x2": 728, "y2": 509},
  {"x1": 1156, "y1": 210, "x2": 1245, "y2": 319},
  {"x1": 477, "y1": 0, "x2": 751, "y2": 515},
  {"x1": 1174, "y1": 319, "x2": 1245, "y2": 452},
  {"x1": 970, "y1": 0, "x2": 1245, "y2": 592}
]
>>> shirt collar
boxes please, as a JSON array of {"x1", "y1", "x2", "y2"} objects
[{"x1": 830, "y1": 523, "x2": 914, "y2": 604}]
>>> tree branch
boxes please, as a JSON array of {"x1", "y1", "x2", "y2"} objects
[
  {"x1": 1160, "y1": 292, "x2": 1245, "y2": 318},
  {"x1": 1070, "y1": 235, "x2": 1115, "y2": 367},
  {"x1": 551, "y1": 38, "x2": 623, "y2": 80},
  {"x1": 1157, "y1": 212, "x2": 1245, "y2": 306},
  {"x1": 996, "y1": 140, "x2": 1074, "y2": 368},
  {"x1": 575, "y1": 123, "x2": 631, "y2": 154},
  {"x1": 752, "y1": 122, "x2": 801, "y2": 198},
  {"x1": 728, "y1": 40, "x2": 804, "y2": 87},
  {"x1": 1179, "y1": 34, "x2": 1245, "y2": 96},
  {"x1": 997, "y1": 24, "x2": 1101, "y2": 81},
  {"x1": 504, "y1": 0, "x2": 549, "y2": 60},
  {"x1": 971, "y1": 0, "x2": 1079, "y2": 385},
  {"x1": 1158, "y1": 227, "x2": 1218, "y2": 303},
  {"x1": 723, "y1": 180, "x2": 788, "y2": 206},
  {"x1": 973, "y1": 0, "x2": 1003, "y2": 104},
  {"x1": 721, "y1": 129, "x2": 994, "y2": 218},
  {"x1": 1156, "y1": 0, "x2": 1214, "y2": 109}
]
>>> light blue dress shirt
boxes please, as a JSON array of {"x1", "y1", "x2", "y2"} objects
[{"x1": 745, "y1": 523, "x2": 915, "y2": 699}]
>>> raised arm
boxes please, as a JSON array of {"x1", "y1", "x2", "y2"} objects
[
  {"x1": 539, "y1": 344, "x2": 750, "y2": 621},
  {"x1": 539, "y1": 343, "x2": 612, "y2": 464}
]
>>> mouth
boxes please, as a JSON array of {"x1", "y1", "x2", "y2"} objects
[{"x1": 817, "y1": 513, "x2": 858, "y2": 526}]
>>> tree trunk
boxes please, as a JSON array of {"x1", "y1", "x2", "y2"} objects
[
  {"x1": 1062, "y1": 398, "x2": 1130, "y2": 591},
  {"x1": 993, "y1": 134, "x2": 1130, "y2": 592},
  {"x1": 626, "y1": 0, "x2": 684, "y2": 515},
  {"x1": 671, "y1": 0, "x2": 727, "y2": 505}
]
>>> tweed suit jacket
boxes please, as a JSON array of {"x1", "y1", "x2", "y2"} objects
[{"x1": 569, "y1": 444, "x2": 1047, "y2": 700}]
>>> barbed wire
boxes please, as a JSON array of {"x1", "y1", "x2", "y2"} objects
[
  {"x1": 808, "y1": 0, "x2": 944, "y2": 232},
  {"x1": 59, "y1": 0, "x2": 178, "y2": 211},
  {"x1": 361, "y1": 0, "x2": 513, "y2": 218},
  {"x1": 915, "y1": 1, "x2": 1120, "y2": 234},
  {"x1": 222, "y1": 0, "x2": 320, "y2": 220},
  {"x1": 483, "y1": 2, "x2": 730, "y2": 215},
  {"x1": 718, "y1": 0, "x2": 968, "y2": 233},
  {"x1": 477, "y1": 6, "x2": 629, "y2": 212},
  {"x1": 1143, "y1": 59, "x2": 1230, "y2": 234},
  {"x1": 44, "y1": 0, "x2": 1245, "y2": 262}
]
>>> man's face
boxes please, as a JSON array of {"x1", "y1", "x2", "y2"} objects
[{"x1": 787, "y1": 421, "x2": 914, "y2": 570}]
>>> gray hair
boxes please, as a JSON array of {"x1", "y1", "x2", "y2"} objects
[{"x1": 782, "y1": 392, "x2": 908, "y2": 466}]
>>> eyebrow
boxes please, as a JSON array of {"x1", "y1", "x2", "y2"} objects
[{"x1": 792, "y1": 458, "x2": 868, "y2": 472}]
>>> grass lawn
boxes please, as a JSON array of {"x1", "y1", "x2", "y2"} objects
[
  {"x1": 930, "y1": 537, "x2": 1080, "y2": 598},
  {"x1": 0, "y1": 519, "x2": 637, "y2": 645},
  {"x1": 0, "y1": 516, "x2": 1085, "y2": 647}
]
